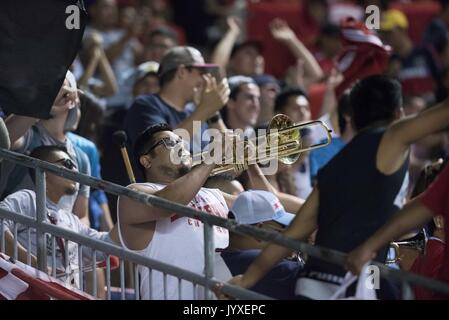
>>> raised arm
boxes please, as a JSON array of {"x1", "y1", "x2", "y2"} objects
[
  {"x1": 104, "y1": 20, "x2": 141, "y2": 64},
  {"x1": 119, "y1": 163, "x2": 216, "y2": 225},
  {"x1": 210, "y1": 16, "x2": 241, "y2": 73},
  {"x1": 4, "y1": 114, "x2": 39, "y2": 150},
  {"x1": 377, "y1": 98, "x2": 449, "y2": 174},
  {"x1": 95, "y1": 46, "x2": 119, "y2": 97},
  {"x1": 6, "y1": 81, "x2": 77, "y2": 150},
  {"x1": 80, "y1": 32, "x2": 118, "y2": 97},
  {"x1": 319, "y1": 69, "x2": 343, "y2": 117},
  {"x1": 270, "y1": 18, "x2": 324, "y2": 85}
]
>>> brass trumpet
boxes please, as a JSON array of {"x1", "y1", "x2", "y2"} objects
[{"x1": 193, "y1": 114, "x2": 333, "y2": 176}]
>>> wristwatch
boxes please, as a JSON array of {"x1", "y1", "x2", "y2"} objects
[{"x1": 206, "y1": 112, "x2": 221, "y2": 125}]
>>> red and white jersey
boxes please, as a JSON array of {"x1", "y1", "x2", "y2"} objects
[
  {"x1": 118, "y1": 183, "x2": 229, "y2": 300},
  {"x1": 335, "y1": 17, "x2": 391, "y2": 98}
]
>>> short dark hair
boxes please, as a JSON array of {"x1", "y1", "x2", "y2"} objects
[
  {"x1": 349, "y1": 75, "x2": 402, "y2": 131},
  {"x1": 134, "y1": 123, "x2": 173, "y2": 158},
  {"x1": 228, "y1": 76, "x2": 256, "y2": 100},
  {"x1": 28, "y1": 145, "x2": 69, "y2": 184},
  {"x1": 134, "y1": 123, "x2": 173, "y2": 174},
  {"x1": 274, "y1": 88, "x2": 309, "y2": 113}
]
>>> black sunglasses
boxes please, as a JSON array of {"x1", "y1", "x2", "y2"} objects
[
  {"x1": 144, "y1": 137, "x2": 183, "y2": 155},
  {"x1": 53, "y1": 158, "x2": 77, "y2": 170}
]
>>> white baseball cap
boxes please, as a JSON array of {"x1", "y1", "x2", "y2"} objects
[{"x1": 230, "y1": 190, "x2": 295, "y2": 226}]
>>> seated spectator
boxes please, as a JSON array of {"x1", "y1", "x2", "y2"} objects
[
  {"x1": 273, "y1": 88, "x2": 313, "y2": 199},
  {"x1": 381, "y1": 9, "x2": 439, "y2": 101},
  {"x1": 86, "y1": 0, "x2": 143, "y2": 110},
  {"x1": 229, "y1": 41, "x2": 265, "y2": 77},
  {"x1": 221, "y1": 190, "x2": 303, "y2": 300},
  {"x1": 131, "y1": 61, "x2": 160, "y2": 97},
  {"x1": 1, "y1": 145, "x2": 117, "y2": 288},
  {"x1": 124, "y1": 46, "x2": 230, "y2": 180},
  {"x1": 2, "y1": 71, "x2": 91, "y2": 225},
  {"x1": 140, "y1": 26, "x2": 178, "y2": 64},
  {"x1": 222, "y1": 76, "x2": 260, "y2": 137}
]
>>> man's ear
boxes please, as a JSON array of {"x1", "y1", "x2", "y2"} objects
[
  {"x1": 434, "y1": 215, "x2": 444, "y2": 229},
  {"x1": 139, "y1": 155, "x2": 152, "y2": 170},
  {"x1": 176, "y1": 65, "x2": 187, "y2": 80}
]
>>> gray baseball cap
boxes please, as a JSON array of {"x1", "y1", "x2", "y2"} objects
[{"x1": 158, "y1": 46, "x2": 218, "y2": 77}]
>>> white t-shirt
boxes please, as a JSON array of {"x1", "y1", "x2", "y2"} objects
[
  {"x1": 118, "y1": 183, "x2": 229, "y2": 300},
  {"x1": 0, "y1": 190, "x2": 108, "y2": 286}
]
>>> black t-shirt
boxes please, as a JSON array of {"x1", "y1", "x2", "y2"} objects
[{"x1": 302, "y1": 127, "x2": 409, "y2": 283}]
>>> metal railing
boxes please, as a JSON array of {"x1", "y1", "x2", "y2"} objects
[{"x1": 1, "y1": 148, "x2": 449, "y2": 299}]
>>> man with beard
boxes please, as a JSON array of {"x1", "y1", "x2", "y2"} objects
[
  {"x1": 1, "y1": 145, "x2": 116, "y2": 287},
  {"x1": 117, "y1": 123, "x2": 303, "y2": 300}
]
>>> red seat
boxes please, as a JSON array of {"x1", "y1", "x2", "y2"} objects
[{"x1": 246, "y1": 2, "x2": 318, "y2": 79}]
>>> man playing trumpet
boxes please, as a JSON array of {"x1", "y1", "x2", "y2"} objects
[{"x1": 117, "y1": 123, "x2": 303, "y2": 300}]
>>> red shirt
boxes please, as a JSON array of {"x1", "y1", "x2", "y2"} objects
[
  {"x1": 420, "y1": 164, "x2": 449, "y2": 298},
  {"x1": 410, "y1": 238, "x2": 445, "y2": 299}
]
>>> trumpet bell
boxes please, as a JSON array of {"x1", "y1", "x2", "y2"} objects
[{"x1": 268, "y1": 114, "x2": 302, "y2": 165}]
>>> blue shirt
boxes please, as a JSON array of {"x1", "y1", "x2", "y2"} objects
[
  {"x1": 66, "y1": 132, "x2": 101, "y2": 179},
  {"x1": 221, "y1": 249, "x2": 303, "y2": 299},
  {"x1": 309, "y1": 137, "x2": 346, "y2": 181},
  {"x1": 124, "y1": 94, "x2": 192, "y2": 145}
]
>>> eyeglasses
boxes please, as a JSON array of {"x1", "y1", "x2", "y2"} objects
[
  {"x1": 53, "y1": 158, "x2": 77, "y2": 170},
  {"x1": 144, "y1": 137, "x2": 184, "y2": 155}
]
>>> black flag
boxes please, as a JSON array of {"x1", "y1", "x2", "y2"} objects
[{"x1": 0, "y1": 0, "x2": 87, "y2": 118}]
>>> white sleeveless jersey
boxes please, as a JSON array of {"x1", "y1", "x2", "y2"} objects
[{"x1": 118, "y1": 183, "x2": 229, "y2": 300}]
